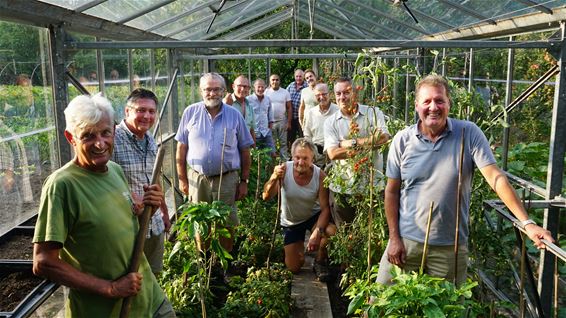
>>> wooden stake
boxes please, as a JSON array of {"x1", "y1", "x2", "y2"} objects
[
  {"x1": 421, "y1": 201, "x2": 435, "y2": 274},
  {"x1": 120, "y1": 146, "x2": 165, "y2": 318},
  {"x1": 454, "y1": 127, "x2": 465, "y2": 285}
]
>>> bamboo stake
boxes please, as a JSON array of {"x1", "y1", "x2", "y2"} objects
[
  {"x1": 420, "y1": 201, "x2": 435, "y2": 274},
  {"x1": 266, "y1": 162, "x2": 282, "y2": 273},
  {"x1": 120, "y1": 146, "x2": 165, "y2": 318},
  {"x1": 453, "y1": 127, "x2": 465, "y2": 285},
  {"x1": 217, "y1": 127, "x2": 227, "y2": 200}
]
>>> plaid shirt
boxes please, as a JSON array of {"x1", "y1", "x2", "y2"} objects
[
  {"x1": 112, "y1": 120, "x2": 165, "y2": 236},
  {"x1": 286, "y1": 81, "x2": 307, "y2": 119}
]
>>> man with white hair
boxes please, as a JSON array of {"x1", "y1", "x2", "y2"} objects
[
  {"x1": 33, "y1": 94, "x2": 173, "y2": 317},
  {"x1": 176, "y1": 72, "x2": 254, "y2": 251},
  {"x1": 303, "y1": 83, "x2": 338, "y2": 167}
]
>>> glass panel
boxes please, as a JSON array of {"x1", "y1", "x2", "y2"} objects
[
  {"x1": 0, "y1": 21, "x2": 57, "y2": 235},
  {"x1": 183, "y1": 0, "x2": 276, "y2": 40},
  {"x1": 84, "y1": 0, "x2": 156, "y2": 22},
  {"x1": 38, "y1": 0, "x2": 97, "y2": 10},
  {"x1": 126, "y1": 0, "x2": 211, "y2": 30}
]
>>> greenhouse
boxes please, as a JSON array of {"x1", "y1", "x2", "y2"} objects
[{"x1": 0, "y1": 0, "x2": 565, "y2": 317}]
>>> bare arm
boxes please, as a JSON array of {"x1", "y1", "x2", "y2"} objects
[
  {"x1": 262, "y1": 163, "x2": 285, "y2": 200},
  {"x1": 286, "y1": 101, "x2": 292, "y2": 130},
  {"x1": 33, "y1": 242, "x2": 142, "y2": 298},
  {"x1": 236, "y1": 147, "x2": 251, "y2": 200},
  {"x1": 299, "y1": 99, "x2": 305, "y2": 126},
  {"x1": 176, "y1": 142, "x2": 189, "y2": 195},
  {"x1": 384, "y1": 178, "x2": 406, "y2": 266},
  {"x1": 479, "y1": 164, "x2": 553, "y2": 248},
  {"x1": 327, "y1": 131, "x2": 390, "y2": 160}
]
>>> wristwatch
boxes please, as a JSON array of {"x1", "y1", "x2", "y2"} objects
[
  {"x1": 520, "y1": 219, "x2": 536, "y2": 228},
  {"x1": 351, "y1": 138, "x2": 358, "y2": 148},
  {"x1": 318, "y1": 227, "x2": 325, "y2": 235}
]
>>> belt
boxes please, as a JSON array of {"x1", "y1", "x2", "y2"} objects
[{"x1": 207, "y1": 170, "x2": 235, "y2": 178}]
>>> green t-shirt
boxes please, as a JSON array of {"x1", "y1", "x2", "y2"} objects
[{"x1": 33, "y1": 161, "x2": 165, "y2": 317}]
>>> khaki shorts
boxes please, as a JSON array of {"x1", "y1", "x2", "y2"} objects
[
  {"x1": 376, "y1": 238, "x2": 468, "y2": 286},
  {"x1": 187, "y1": 169, "x2": 239, "y2": 226}
]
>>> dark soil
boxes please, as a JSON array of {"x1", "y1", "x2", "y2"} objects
[
  {"x1": 0, "y1": 234, "x2": 34, "y2": 259},
  {"x1": 0, "y1": 271, "x2": 43, "y2": 312},
  {"x1": 327, "y1": 265, "x2": 350, "y2": 318}
]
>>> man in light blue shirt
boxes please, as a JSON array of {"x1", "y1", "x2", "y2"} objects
[
  {"x1": 176, "y1": 72, "x2": 254, "y2": 251},
  {"x1": 249, "y1": 78, "x2": 275, "y2": 157},
  {"x1": 224, "y1": 75, "x2": 256, "y2": 143}
]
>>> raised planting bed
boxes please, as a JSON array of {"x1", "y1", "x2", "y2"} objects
[
  {"x1": 18, "y1": 215, "x2": 37, "y2": 227},
  {"x1": 0, "y1": 261, "x2": 58, "y2": 318},
  {"x1": 0, "y1": 227, "x2": 34, "y2": 260}
]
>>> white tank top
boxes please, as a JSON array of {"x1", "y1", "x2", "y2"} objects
[{"x1": 280, "y1": 161, "x2": 321, "y2": 227}]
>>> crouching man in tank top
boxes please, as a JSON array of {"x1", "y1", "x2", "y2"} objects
[{"x1": 262, "y1": 138, "x2": 336, "y2": 282}]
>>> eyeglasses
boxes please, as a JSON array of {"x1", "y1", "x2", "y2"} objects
[
  {"x1": 128, "y1": 106, "x2": 156, "y2": 115},
  {"x1": 201, "y1": 87, "x2": 224, "y2": 94},
  {"x1": 270, "y1": 79, "x2": 280, "y2": 81},
  {"x1": 315, "y1": 92, "x2": 329, "y2": 97},
  {"x1": 235, "y1": 84, "x2": 250, "y2": 89}
]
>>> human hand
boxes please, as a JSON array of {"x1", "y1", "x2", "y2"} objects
[
  {"x1": 109, "y1": 272, "x2": 143, "y2": 298},
  {"x1": 131, "y1": 192, "x2": 144, "y2": 216},
  {"x1": 525, "y1": 224, "x2": 554, "y2": 249},
  {"x1": 235, "y1": 182, "x2": 248, "y2": 201},
  {"x1": 179, "y1": 178, "x2": 189, "y2": 195},
  {"x1": 143, "y1": 184, "x2": 163, "y2": 208},
  {"x1": 162, "y1": 211, "x2": 171, "y2": 232},
  {"x1": 272, "y1": 163, "x2": 286, "y2": 180},
  {"x1": 387, "y1": 236, "x2": 406, "y2": 266},
  {"x1": 307, "y1": 230, "x2": 322, "y2": 252}
]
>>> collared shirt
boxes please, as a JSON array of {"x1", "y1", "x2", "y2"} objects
[
  {"x1": 112, "y1": 120, "x2": 165, "y2": 236},
  {"x1": 286, "y1": 81, "x2": 307, "y2": 118},
  {"x1": 303, "y1": 103, "x2": 339, "y2": 146},
  {"x1": 249, "y1": 93, "x2": 274, "y2": 137},
  {"x1": 230, "y1": 94, "x2": 256, "y2": 131},
  {"x1": 324, "y1": 104, "x2": 389, "y2": 194},
  {"x1": 265, "y1": 87, "x2": 292, "y2": 121},
  {"x1": 386, "y1": 118, "x2": 495, "y2": 246},
  {"x1": 175, "y1": 102, "x2": 254, "y2": 176}
]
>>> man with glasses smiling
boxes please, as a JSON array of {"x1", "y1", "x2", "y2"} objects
[
  {"x1": 303, "y1": 83, "x2": 338, "y2": 167},
  {"x1": 176, "y1": 72, "x2": 253, "y2": 252},
  {"x1": 112, "y1": 88, "x2": 171, "y2": 275},
  {"x1": 224, "y1": 75, "x2": 256, "y2": 143}
]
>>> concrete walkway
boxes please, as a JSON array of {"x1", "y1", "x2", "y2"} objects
[{"x1": 290, "y1": 252, "x2": 333, "y2": 318}]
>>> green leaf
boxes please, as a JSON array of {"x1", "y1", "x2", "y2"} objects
[{"x1": 347, "y1": 294, "x2": 365, "y2": 315}]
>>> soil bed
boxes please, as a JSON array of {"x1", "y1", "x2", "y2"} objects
[
  {"x1": 0, "y1": 233, "x2": 34, "y2": 260},
  {"x1": 327, "y1": 265, "x2": 350, "y2": 318},
  {"x1": 0, "y1": 270, "x2": 44, "y2": 312}
]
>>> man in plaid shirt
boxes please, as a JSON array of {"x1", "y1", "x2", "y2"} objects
[
  {"x1": 286, "y1": 69, "x2": 307, "y2": 147},
  {"x1": 112, "y1": 88, "x2": 171, "y2": 274}
]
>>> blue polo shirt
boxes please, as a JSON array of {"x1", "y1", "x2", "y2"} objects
[
  {"x1": 386, "y1": 118, "x2": 496, "y2": 246},
  {"x1": 175, "y1": 102, "x2": 254, "y2": 176}
]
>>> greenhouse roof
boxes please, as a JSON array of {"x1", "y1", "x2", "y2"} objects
[{"x1": 1, "y1": 0, "x2": 565, "y2": 43}]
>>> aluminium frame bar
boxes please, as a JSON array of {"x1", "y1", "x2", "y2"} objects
[{"x1": 66, "y1": 39, "x2": 558, "y2": 50}]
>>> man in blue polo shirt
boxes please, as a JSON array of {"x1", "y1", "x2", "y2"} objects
[
  {"x1": 377, "y1": 74, "x2": 553, "y2": 285},
  {"x1": 175, "y1": 72, "x2": 254, "y2": 252}
]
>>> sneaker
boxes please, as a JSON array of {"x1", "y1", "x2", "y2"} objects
[{"x1": 313, "y1": 261, "x2": 330, "y2": 282}]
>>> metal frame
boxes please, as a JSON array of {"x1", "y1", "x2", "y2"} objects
[{"x1": 515, "y1": 0, "x2": 553, "y2": 15}]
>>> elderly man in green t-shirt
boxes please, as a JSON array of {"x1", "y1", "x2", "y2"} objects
[{"x1": 32, "y1": 94, "x2": 175, "y2": 317}]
